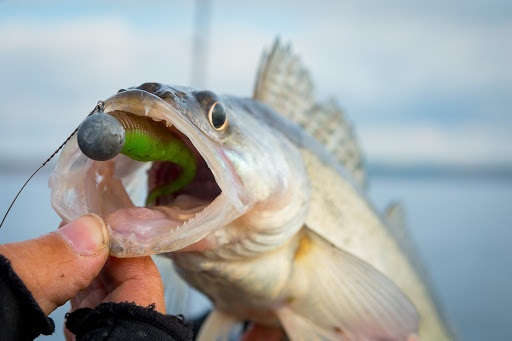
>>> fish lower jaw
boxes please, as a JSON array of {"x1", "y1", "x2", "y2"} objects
[{"x1": 104, "y1": 176, "x2": 245, "y2": 257}]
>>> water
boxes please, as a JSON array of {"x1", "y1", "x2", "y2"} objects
[
  {"x1": 369, "y1": 175, "x2": 512, "y2": 340},
  {"x1": 0, "y1": 171, "x2": 510, "y2": 340}
]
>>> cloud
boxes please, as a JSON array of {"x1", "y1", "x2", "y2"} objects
[
  {"x1": 0, "y1": 3, "x2": 510, "y2": 167},
  {"x1": 291, "y1": 5, "x2": 512, "y2": 119},
  {"x1": 0, "y1": 17, "x2": 193, "y2": 161}
]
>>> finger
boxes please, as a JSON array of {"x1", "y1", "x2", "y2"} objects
[
  {"x1": 100, "y1": 256, "x2": 166, "y2": 313},
  {"x1": 0, "y1": 214, "x2": 109, "y2": 315},
  {"x1": 70, "y1": 277, "x2": 106, "y2": 310}
]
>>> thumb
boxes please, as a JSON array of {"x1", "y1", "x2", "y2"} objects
[{"x1": 0, "y1": 214, "x2": 109, "y2": 315}]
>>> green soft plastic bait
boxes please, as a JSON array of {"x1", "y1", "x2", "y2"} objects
[{"x1": 77, "y1": 111, "x2": 197, "y2": 206}]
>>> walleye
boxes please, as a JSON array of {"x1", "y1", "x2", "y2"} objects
[{"x1": 50, "y1": 40, "x2": 453, "y2": 340}]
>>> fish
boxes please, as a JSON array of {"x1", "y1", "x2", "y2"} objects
[{"x1": 49, "y1": 39, "x2": 453, "y2": 340}]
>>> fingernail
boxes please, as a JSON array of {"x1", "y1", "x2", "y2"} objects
[{"x1": 58, "y1": 214, "x2": 108, "y2": 255}]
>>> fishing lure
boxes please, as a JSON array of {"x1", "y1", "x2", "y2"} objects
[
  {"x1": 0, "y1": 102, "x2": 199, "y2": 228},
  {"x1": 77, "y1": 111, "x2": 197, "y2": 205}
]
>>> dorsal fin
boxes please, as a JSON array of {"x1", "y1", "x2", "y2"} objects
[
  {"x1": 254, "y1": 38, "x2": 366, "y2": 188},
  {"x1": 384, "y1": 202, "x2": 425, "y2": 282},
  {"x1": 253, "y1": 39, "x2": 315, "y2": 124},
  {"x1": 385, "y1": 201, "x2": 408, "y2": 240}
]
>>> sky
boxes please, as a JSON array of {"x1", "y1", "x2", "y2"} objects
[{"x1": 0, "y1": 0, "x2": 511, "y2": 168}]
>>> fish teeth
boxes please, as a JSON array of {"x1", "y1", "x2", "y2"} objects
[{"x1": 149, "y1": 115, "x2": 173, "y2": 128}]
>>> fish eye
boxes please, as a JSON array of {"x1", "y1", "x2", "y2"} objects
[{"x1": 208, "y1": 102, "x2": 228, "y2": 131}]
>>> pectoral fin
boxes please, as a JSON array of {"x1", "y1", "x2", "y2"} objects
[{"x1": 280, "y1": 229, "x2": 419, "y2": 341}]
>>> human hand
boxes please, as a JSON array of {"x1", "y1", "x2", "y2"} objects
[
  {"x1": 69, "y1": 255, "x2": 165, "y2": 313},
  {"x1": 0, "y1": 214, "x2": 109, "y2": 315},
  {"x1": 64, "y1": 241, "x2": 165, "y2": 340}
]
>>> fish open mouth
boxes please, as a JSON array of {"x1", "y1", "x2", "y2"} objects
[
  {"x1": 146, "y1": 125, "x2": 221, "y2": 208},
  {"x1": 50, "y1": 89, "x2": 247, "y2": 257}
]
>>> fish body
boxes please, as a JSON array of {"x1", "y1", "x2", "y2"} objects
[{"x1": 50, "y1": 40, "x2": 453, "y2": 340}]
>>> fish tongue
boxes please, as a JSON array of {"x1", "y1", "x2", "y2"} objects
[
  {"x1": 105, "y1": 205, "x2": 186, "y2": 256},
  {"x1": 106, "y1": 207, "x2": 180, "y2": 235},
  {"x1": 105, "y1": 195, "x2": 208, "y2": 252}
]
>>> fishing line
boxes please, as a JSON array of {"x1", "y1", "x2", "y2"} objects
[{"x1": 0, "y1": 102, "x2": 104, "y2": 230}]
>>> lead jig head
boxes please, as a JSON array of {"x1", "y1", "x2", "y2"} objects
[{"x1": 77, "y1": 112, "x2": 126, "y2": 161}]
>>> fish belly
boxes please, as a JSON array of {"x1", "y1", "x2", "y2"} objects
[{"x1": 171, "y1": 236, "x2": 299, "y2": 326}]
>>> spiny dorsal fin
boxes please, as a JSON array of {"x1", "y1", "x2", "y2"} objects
[
  {"x1": 384, "y1": 202, "x2": 421, "y2": 274},
  {"x1": 254, "y1": 39, "x2": 315, "y2": 124},
  {"x1": 385, "y1": 201, "x2": 408, "y2": 240},
  {"x1": 254, "y1": 38, "x2": 366, "y2": 188}
]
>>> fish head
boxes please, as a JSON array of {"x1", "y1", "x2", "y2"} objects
[{"x1": 50, "y1": 83, "x2": 309, "y2": 257}]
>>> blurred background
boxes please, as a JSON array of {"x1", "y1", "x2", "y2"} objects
[{"x1": 0, "y1": 1, "x2": 511, "y2": 340}]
